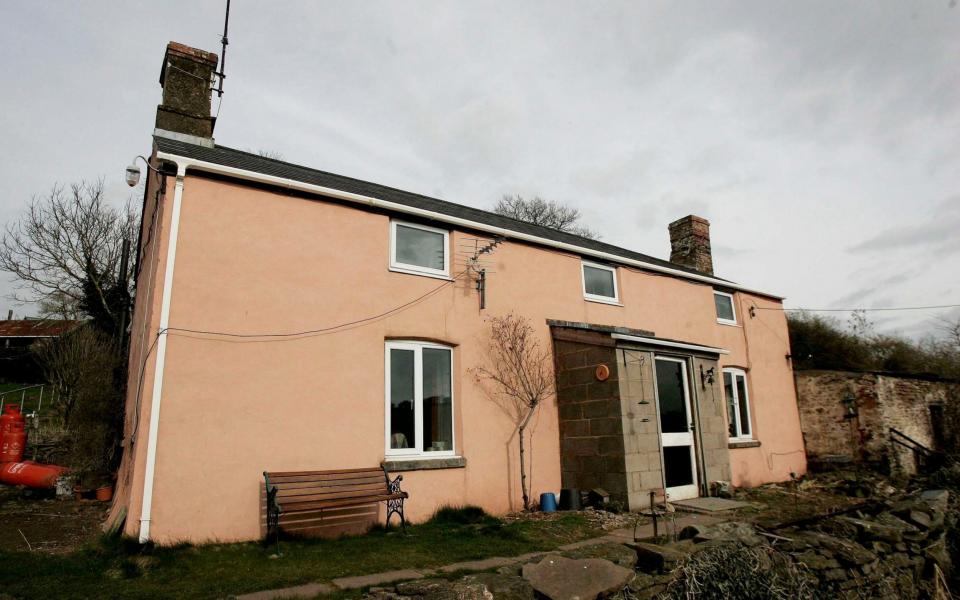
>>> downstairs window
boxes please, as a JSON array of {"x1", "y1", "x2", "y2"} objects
[{"x1": 385, "y1": 341, "x2": 454, "y2": 457}]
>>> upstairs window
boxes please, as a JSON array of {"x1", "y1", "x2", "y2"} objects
[
  {"x1": 390, "y1": 220, "x2": 449, "y2": 278},
  {"x1": 723, "y1": 368, "x2": 752, "y2": 440},
  {"x1": 714, "y1": 291, "x2": 737, "y2": 325},
  {"x1": 385, "y1": 341, "x2": 454, "y2": 457},
  {"x1": 582, "y1": 261, "x2": 619, "y2": 304}
]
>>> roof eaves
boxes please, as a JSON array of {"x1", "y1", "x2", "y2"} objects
[{"x1": 153, "y1": 136, "x2": 784, "y2": 300}]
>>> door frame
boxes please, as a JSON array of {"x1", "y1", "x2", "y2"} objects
[{"x1": 652, "y1": 355, "x2": 699, "y2": 501}]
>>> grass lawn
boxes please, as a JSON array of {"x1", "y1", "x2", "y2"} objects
[
  {"x1": 0, "y1": 382, "x2": 50, "y2": 413},
  {"x1": 0, "y1": 508, "x2": 601, "y2": 599}
]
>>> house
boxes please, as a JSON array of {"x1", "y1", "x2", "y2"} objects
[
  {"x1": 0, "y1": 314, "x2": 80, "y2": 382},
  {"x1": 110, "y1": 42, "x2": 806, "y2": 544}
]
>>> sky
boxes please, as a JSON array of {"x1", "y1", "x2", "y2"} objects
[{"x1": 0, "y1": 1, "x2": 958, "y2": 338}]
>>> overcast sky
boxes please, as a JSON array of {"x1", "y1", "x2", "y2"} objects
[{"x1": 1, "y1": 1, "x2": 957, "y2": 337}]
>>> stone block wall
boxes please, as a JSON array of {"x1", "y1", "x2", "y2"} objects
[
  {"x1": 616, "y1": 348, "x2": 665, "y2": 510},
  {"x1": 552, "y1": 327, "x2": 628, "y2": 504},
  {"x1": 692, "y1": 357, "x2": 732, "y2": 486},
  {"x1": 795, "y1": 370, "x2": 960, "y2": 474}
]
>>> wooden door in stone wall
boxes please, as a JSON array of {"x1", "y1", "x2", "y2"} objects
[{"x1": 654, "y1": 357, "x2": 699, "y2": 500}]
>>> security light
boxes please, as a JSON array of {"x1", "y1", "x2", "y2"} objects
[
  {"x1": 126, "y1": 155, "x2": 160, "y2": 187},
  {"x1": 125, "y1": 163, "x2": 141, "y2": 187}
]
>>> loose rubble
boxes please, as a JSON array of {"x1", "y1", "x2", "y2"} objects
[{"x1": 363, "y1": 488, "x2": 952, "y2": 599}]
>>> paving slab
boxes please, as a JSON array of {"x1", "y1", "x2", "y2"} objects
[
  {"x1": 437, "y1": 555, "x2": 518, "y2": 573},
  {"x1": 332, "y1": 569, "x2": 425, "y2": 590},
  {"x1": 670, "y1": 497, "x2": 752, "y2": 514},
  {"x1": 234, "y1": 582, "x2": 337, "y2": 600}
]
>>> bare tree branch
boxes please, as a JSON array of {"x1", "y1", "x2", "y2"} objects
[
  {"x1": 0, "y1": 179, "x2": 136, "y2": 324},
  {"x1": 494, "y1": 194, "x2": 600, "y2": 240},
  {"x1": 471, "y1": 313, "x2": 555, "y2": 509}
]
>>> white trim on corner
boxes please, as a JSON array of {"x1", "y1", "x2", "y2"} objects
[
  {"x1": 138, "y1": 161, "x2": 187, "y2": 544},
  {"x1": 154, "y1": 150, "x2": 784, "y2": 300},
  {"x1": 714, "y1": 290, "x2": 737, "y2": 326},
  {"x1": 611, "y1": 333, "x2": 730, "y2": 355},
  {"x1": 388, "y1": 219, "x2": 450, "y2": 279}
]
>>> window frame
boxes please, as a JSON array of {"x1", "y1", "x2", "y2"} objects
[
  {"x1": 723, "y1": 367, "x2": 753, "y2": 441},
  {"x1": 384, "y1": 340, "x2": 456, "y2": 459},
  {"x1": 714, "y1": 290, "x2": 738, "y2": 326},
  {"x1": 581, "y1": 261, "x2": 620, "y2": 305},
  {"x1": 389, "y1": 220, "x2": 451, "y2": 279}
]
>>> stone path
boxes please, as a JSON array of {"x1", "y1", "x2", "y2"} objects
[{"x1": 233, "y1": 513, "x2": 722, "y2": 600}]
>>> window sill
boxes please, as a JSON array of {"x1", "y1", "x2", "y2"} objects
[
  {"x1": 584, "y1": 297, "x2": 623, "y2": 307},
  {"x1": 728, "y1": 440, "x2": 760, "y2": 449},
  {"x1": 383, "y1": 456, "x2": 466, "y2": 472},
  {"x1": 388, "y1": 266, "x2": 453, "y2": 281},
  {"x1": 716, "y1": 320, "x2": 739, "y2": 327}
]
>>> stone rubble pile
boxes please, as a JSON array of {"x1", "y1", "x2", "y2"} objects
[{"x1": 364, "y1": 489, "x2": 952, "y2": 600}]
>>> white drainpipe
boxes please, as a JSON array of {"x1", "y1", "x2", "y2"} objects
[{"x1": 138, "y1": 161, "x2": 187, "y2": 543}]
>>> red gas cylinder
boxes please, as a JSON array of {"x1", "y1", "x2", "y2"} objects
[
  {"x1": 0, "y1": 420, "x2": 26, "y2": 462},
  {"x1": 0, "y1": 461, "x2": 68, "y2": 488},
  {"x1": 0, "y1": 404, "x2": 24, "y2": 435}
]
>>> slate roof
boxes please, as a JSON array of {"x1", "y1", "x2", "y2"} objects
[
  {"x1": 154, "y1": 135, "x2": 740, "y2": 286},
  {"x1": 0, "y1": 319, "x2": 80, "y2": 338}
]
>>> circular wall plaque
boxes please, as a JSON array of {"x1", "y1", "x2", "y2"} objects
[{"x1": 595, "y1": 364, "x2": 611, "y2": 381}]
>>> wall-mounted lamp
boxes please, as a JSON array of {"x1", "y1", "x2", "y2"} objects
[
  {"x1": 700, "y1": 365, "x2": 715, "y2": 388},
  {"x1": 125, "y1": 155, "x2": 163, "y2": 187}
]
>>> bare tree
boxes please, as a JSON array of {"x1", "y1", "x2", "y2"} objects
[
  {"x1": 494, "y1": 194, "x2": 599, "y2": 240},
  {"x1": 0, "y1": 179, "x2": 136, "y2": 331},
  {"x1": 472, "y1": 313, "x2": 555, "y2": 509}
]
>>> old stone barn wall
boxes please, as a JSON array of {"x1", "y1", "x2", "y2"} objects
[{"x1": 795, "y1": 370, "x2": 960, "y2": 475}]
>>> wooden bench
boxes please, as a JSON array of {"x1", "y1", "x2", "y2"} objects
[{"x1": 262, "y1": 466, "x2": 407, "y2": 542}]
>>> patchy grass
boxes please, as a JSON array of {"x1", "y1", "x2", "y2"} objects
[{"x1": 0, "y1": 507, "x2": 600, "y2": 600}]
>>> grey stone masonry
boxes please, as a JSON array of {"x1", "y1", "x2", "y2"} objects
[
  {"x1": 552, "y1": 327, "x2": 629, "y2": 504},
  {"x1": 691, "y1": 357, "x2": 732, "y2": 487},
  {"x1": 616, "y1": 349, "x2": 665, "y2": 510}
]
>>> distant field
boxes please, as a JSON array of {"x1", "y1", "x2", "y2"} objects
[{"x1": 0, "y1": 383, "x2": 56, "y2": 413}]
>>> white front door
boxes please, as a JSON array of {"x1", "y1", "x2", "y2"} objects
[{"x1": 654, "y1": 357, "x2": 699, "y2": 501}]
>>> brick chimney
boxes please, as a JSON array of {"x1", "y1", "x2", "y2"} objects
[
  {"x1": 668, "y1": 215, "x2": 713, "y2": 275},
  {"x1": 155, "y1": 42, "x2": 219, "y2": 141}
]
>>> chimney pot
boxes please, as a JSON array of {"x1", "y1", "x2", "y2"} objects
[
  {"x1": 668, "y1": 215, "x2": 714, "y2": 275},
  {"x1": 155, "y1": 42, "x2": 219, "y2": 139}
]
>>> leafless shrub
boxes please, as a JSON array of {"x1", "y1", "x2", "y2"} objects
[
  {"x1": 659, "y1": 544, "x2": 817, "y2": 600},
  {"x1": 32, "y1": 325, "x2": 125, "y2": 476},
  {"x1": 471, "y1": 313, "x2": 555, "y2": 509}
]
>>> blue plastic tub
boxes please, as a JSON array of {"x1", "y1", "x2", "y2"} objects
[{"x1": 539, "y1": 492, "x2": 558, "y2": 512}]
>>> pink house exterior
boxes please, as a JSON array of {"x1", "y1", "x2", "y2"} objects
[{"x1": 110, "y1": 43, "x2": 806, "y2": 544}]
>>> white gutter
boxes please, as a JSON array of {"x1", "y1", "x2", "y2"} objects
[
  {"x1": 138, "y1": 162, "x2": 186, "y2": 543},
  {"x1": 611, "y1": 333, "x2": 730, "y2": 355},
  {"x1": 155, "y1": 150, "x2": 784, "y2": 300}
]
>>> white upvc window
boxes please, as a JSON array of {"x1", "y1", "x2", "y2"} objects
[
  {"x1": 581, "y1": 261, "x2": 620, "y2": 304},
  {"x1": 389, "y1": 220, "x2": 450, "y2": 279},
  {"x1": 385, "y1": 341, "x2": 455, "y2": 458},
  {"x1": 714, "y1": 291, "x2": 737, "y2": 325},
  {"x1": 723, "y1": 368, "x2": 753, "y2": 441}
]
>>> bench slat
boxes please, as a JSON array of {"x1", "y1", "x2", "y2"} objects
[
  {"x1": 264, "y1": 476, "x2": 385, "y2": 491},
  {"x1": 277, "y1": 488, "x2": 393, "y2": 505},
  {"x1": 278, "y1": 493, "x2": 407, "y2": 513},
  {"x1": 265, "y1": 467, "x2": 383, "y2": 478},
  {"x1": 277, "y1": 482, "x2": 388, "y2": 499},
  {"x1": 266, "y1": 473, "x2": 385, "y2": 485}
]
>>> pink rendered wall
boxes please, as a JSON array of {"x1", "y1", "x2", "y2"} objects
[{"x1": 125, "y1": 173, "x2": 805, "y2": 543}]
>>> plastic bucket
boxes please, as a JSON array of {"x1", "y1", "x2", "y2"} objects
[{"x1": 539, "y1": 492, "x2": 558, "y2": 512}]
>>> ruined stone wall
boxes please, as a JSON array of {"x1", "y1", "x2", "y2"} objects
[
  {"x1": 795, "y1": 370, "x2": 959, "y2": 474},
  {"x1": 552, "y1": 328, "x2": 628, "y2": 504}
]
